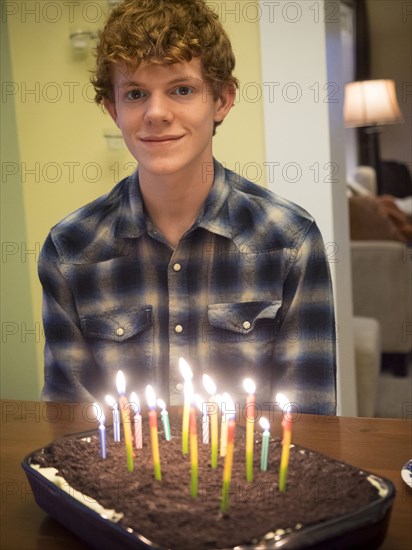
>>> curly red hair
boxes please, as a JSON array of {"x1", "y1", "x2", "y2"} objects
[{"x1": 91, "y1": 0, "x2": 238, "y2": 104}]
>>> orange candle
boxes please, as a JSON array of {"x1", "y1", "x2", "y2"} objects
[
  {"x1": 243, "y1": 378, "x2": 256, "y2": 482},
  {"x1": 220, "y1": 394, "x2": 236, "y2": 513},
  {"x1": 277, "y1": 393, "x2": 293, "y2": 492},
  {"x1": 146, "y1": 385, "x2": 161, "y2": 480}
]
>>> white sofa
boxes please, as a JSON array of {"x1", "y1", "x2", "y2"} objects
[{"x1": 348, "y1": 166, "x2": 412, "y2": 381}]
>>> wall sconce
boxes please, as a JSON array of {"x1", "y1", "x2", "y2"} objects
[
  {"x1": 69, "y1": 28, "x2": 97, "y2": 57},
  {"x1": 104, "y1": 130, "x2": 126, "y2": 150}
]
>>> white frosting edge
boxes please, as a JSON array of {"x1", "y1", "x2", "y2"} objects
[
  {"x1": 30, "y1": 463, "x2": 124, "y2": 523},
  {"x1": 366, "y1": 474, "x2": 388, "y2": 498}
]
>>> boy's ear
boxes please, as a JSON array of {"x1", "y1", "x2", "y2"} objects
[
  {"x1": 214, "y1": 84, "x2": 236, "y2": 124},
  {"x1": 103, "y1": 98, "x2": 119, "y2": 127}
]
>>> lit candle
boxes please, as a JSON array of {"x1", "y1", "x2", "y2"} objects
[
  {"x1": 259, "y1": 417, "x2": 270, "y2": 471},
  {"x1": 157, "y1": 398, "x2": 172, "y2": 441},
  {"x1": 179, "y1": 358, "x2": 193, "y2": 455},
  {"x1": 130, "y1": 392, "x2": 142, "y2": 449},
  {"x1": 195, "y1": 394, "x2": 209, "y2": 445},
  {"x1": 243, "y1": 378, "x2": 256, "y2": 482},
  {"x1": 92, "y1": 402, "x2": 106, "y2": 459},
  {"x1": 219, "y1": 393, "x2": 229, "y2": 458},
  {"x1": 189, "y1": 398, "x2": 198, "y2": 497},
  {"x1": 276, "y1": 392, "x2": 293, "y2": 492},
  {"x1": 105, "y1": 394, "x2": 120, "y2": 442},
  {"x1": 116, "y1": 370, "x2": 134, "y2": 472},
  {"x1": 220, "y1": 394, "x2": 236, "y2": 513},
  {"x1": 202, "y1": 374, "x2": 218, "y2": 468},
  {"x1": 146, "y1": 385, "x2": 162, "y2": 480}
]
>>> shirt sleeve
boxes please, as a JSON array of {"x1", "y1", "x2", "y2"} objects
[
  {"x1": 274, "y1": 221, "x2": 337, "y2": 416},
  {"x1": 38, "y1": 234, "x2": 103, "y2": 402}
]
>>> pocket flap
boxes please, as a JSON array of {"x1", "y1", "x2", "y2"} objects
[
  {"x1": 81, "y1": 305, "x2": 153, "y2": 341},
  {"x1": 208, "y1": 301, "x2": 281, "y2": 334}
]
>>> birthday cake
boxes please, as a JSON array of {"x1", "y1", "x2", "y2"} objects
[{"x1": 24, "y1": 416, "x2": 395, "y2": 550}]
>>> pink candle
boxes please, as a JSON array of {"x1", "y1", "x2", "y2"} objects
[{"x1": 130, "y1": 391, "x2": 142, "y2": 449}]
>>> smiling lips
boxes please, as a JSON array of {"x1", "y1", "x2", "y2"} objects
[{"x1": 140, "y1": 135, "x2": 183, "y2": 144}]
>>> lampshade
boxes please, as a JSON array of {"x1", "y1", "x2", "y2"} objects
[{"x1": 344, "y1": 79, "x2": 403, "y2": 128}]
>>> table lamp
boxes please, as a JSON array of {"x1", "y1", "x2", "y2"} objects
[{"x1": 344, "y1": 79, "x2": 403, "y2": 194}]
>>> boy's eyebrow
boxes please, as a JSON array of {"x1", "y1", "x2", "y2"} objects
[{"x1": 119, "y1": 76, "x2": 203, "y2": 88}]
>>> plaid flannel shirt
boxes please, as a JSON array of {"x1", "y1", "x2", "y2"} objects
[{"x1": 39, "y1": 160, "x2": 336, "y2": 414}]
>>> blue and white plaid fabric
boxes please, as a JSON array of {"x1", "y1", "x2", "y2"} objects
[{"x1": 39, "y1": 160, "x2": 336, "y2": 414}]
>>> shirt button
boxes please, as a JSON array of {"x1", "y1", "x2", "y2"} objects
[
  {"x1": 175, "y1": 382, "x2": 183, "y2": 392},
  {"x1": 116, "y1": 327, "x2": 125, "y2": 336},
  {"x1": 243, "y1": 321, "x2": 251, "y2": 330},
  {"x1": 175, "y1": 324, "x2": 183, "y2": 333},
  {"x1": 173, "y1": 263, "x2": 181, "y2": 272}
]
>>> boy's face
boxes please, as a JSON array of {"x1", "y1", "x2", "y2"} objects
[{"x1": 104, "y1": 58, "x2": 235, "y2": 180}]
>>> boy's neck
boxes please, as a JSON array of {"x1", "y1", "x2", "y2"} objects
[{"x1": 138, "y1": 162, "x2": 215, "y2": 249}]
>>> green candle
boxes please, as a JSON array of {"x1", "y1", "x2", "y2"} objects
[
  {"x1": 157, "y1": 398, "x2": 172, "y2": 441},
  {"x1": 259, "y1": 417, "x2": 270, "y2": 471}
]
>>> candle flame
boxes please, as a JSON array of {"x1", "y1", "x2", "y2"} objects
[
  {"x1": 145, "y1": 384, "x2": 156, "y2": 409},
  {"x1": 105, "y1": 394, "x2": 117, "y2": 408},
  {"x1": 130, "y1": 391, "x2": 140, "y2": 414},
  {"x1": 276, "y1": 392, "x2": 290, "y2": 411},
  {"x1": 93, "y1": 402, "x2": 105, "y2": 425},
  {"x1": 202, "y1": 374, "x2": 216, "y2": 395},
  {"x1": 179, "y1": 357, "x2": 193, "y2": 381},
  {"x1": 157, "y1": 398, "x2": 166, "y2": 410},
  {"x1": 259, "y1": 417, "x2": 270, "y2": 431},
  {"x1": 243, "y1": 378, "x2": 256, "y2": 394},
  {"x1": 116, "y1": 370, "x2": 126, "y2": 395}
]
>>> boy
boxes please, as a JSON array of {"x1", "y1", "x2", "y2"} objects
[{"x1": 39, "y1": 0, "x2": 336, "y2": 413}]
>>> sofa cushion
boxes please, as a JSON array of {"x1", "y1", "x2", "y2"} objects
[{"x1": 349, "y1": 195, "x2": 405, "y2": 241}]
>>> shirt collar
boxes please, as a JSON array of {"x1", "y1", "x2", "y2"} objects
[{"x1": 116, "y1": 159, "x2": 236, "y2": 241}]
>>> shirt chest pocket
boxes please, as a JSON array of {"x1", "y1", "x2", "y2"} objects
[
  {"x1": 80, "y1": 305, "x2": 153, "y2": 342},
  {"x1": 205, "y1": 300, "x2": 282, "y2": 382},
  {"x1": 207, "y1": 300, "x2": 282, "y2": 335}
]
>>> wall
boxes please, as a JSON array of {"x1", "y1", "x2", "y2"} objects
[
  {"x1": 259, "y1": 0, "x2": 357, "y2": 415},
  {"x1": 1, "y1": 0, "x2": 264, "y2": 399}
]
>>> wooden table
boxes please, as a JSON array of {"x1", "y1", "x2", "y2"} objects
[{"x1": 1, "y1": 400, "x2": 411, "y2": 549}]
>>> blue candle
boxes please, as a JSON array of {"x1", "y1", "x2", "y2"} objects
[
  {"x1": 93, "y1": 402, "x2": 107, "y2": 459},
  {"x1": 105, "y1": 394, "x2": 120, "y2": 442}
]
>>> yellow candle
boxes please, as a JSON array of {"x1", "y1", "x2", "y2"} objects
[
  {"x1": 146, "y1": 385, "x2": 162, "y2": 480},
  {"x1": 277, "y1": 393, "x2": 293, "y2": 492},
  {"x1": 220, "y1": 395, "x2": 236, "y2": 513},
  {"x1": 189, "y1": 404, "x2": 198, "y2": 497},
  {"x1": 116, "y1": 371, "x2": 134, "y2": 472},
  {"x1": 179, "y1": 358, "x2": 193, "y2": 455},
  {"x1": 203, "y1": 374, "x2": 218, "y2": 468},
  {"x1": 243, "y1": 378, "x2": 256, "y2": 482},
  {"x1": 220, "y1": 393, "x2": 229, "y2": 457}
]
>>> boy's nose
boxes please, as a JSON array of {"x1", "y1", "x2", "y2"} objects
[{"x1": 144, "y1": 94, "x2": 173, "y2": 124}]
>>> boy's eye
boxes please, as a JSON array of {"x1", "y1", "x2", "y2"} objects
[
  {"x1": 174, "y1": 86, "x2": 193, "y2": 96},
  {"x1": 126, "y1": 89, "x2": 146, "y2": 100}
]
